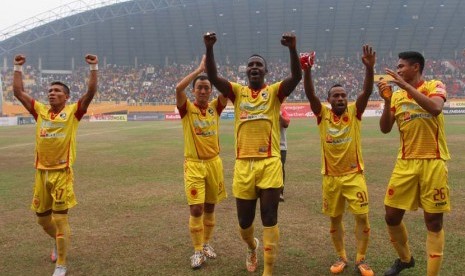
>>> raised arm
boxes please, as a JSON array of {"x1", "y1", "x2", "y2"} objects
[
  {"x1": 385, "y1": 68, "x2": 444, "y2": 116},
  {"x1": 78, "y1": 54, "x2": 98, "y2": 114},
  {"x1": 204, "y1": 32, "x2": 232, "y2": 97},
  {"x1": 301, "y1": 51, "x2": 321, "y2": 115},
  {"x1": 280, "y1": 32, "x2": 302, "y2": 96},
  {"x1": 175, "y1": 55, "x2": 206, "y2": 108},
  {"x1": 12, "y1": 55, "x2": 34, "y2": 114},
  {"x1": 355, "y1": 45, "x2": 375, "y2": 114}
]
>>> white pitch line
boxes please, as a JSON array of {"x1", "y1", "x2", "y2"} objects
[{"x1": 0, "y1": 123, "x2": 181, "y2": 150}]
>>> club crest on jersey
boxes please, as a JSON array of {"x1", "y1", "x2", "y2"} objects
[
  {"x1": 190, "y1": 188, "x2": 199, "y2": 199},
  {"x1": 33, "y1": 196, "x2": 40, "y2": 208},
  {"x1": 208, "y1": 108, "x2": 214, "y2": 115},
  {"x1": 60, "y1": 113, "x2": 67, "y2": 119},
  {"x1": 261, "y1": 91, "x2": 269, "y2": 100},
  {"x1": 387, "y1": 187, "x2": 395, "y2": 199}
]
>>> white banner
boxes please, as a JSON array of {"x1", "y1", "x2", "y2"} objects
[
  {"x1": 89, "y1": 114, "x2": 127, "y2": 122},
  {"x1": 0, "y1": 117, "x2": 18, "y2": 126}
]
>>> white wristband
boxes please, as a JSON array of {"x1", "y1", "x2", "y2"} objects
[
  {"x1": 14, "y1": 64, "x2": 23, "y2": 72},
  {"x1": 90, "y1": 64, "x2": 98, "y2": 71}
]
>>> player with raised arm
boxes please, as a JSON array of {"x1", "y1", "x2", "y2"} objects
[
  {"x1": 175, "y1": 56, "x2": 228, "y2": 269},
  {"x1": 204, "y1": 31, "x2": 301, "y2": 276},
  {"x1": 13, "y1": 54, "x2": 98, "y2": 276},
  {"x1": 301, "y1": 45, "x2": 376, "y2": 276}
]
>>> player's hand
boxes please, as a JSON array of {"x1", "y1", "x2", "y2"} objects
[
  {"x1": 203, "y1": 32, "x2": 217, "y2": 47},
  {"x1": 377, "y1": 79, "x2": 392, "y2": 100},
  {"x1": 384, "y1": 68, "x2": 410, "y2": 91},
  {"x1": 361, "y1": 44, "x2": 375, "y2": 68},
  {"x1": 300, "y1": 51, "x2": 315, "y2": 70},
  {"x1": 14, "y1": 54, "x2": 26, "y2": 65},
  {"x1": 280, "y1": 32, "x2": 296, "y2": 48},
  {"x1": 85, "y1": 54, "x2": 98, "y2": 65}
]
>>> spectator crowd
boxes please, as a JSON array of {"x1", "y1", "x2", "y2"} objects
[{"x1": 2, "y1": 54, "x2": 465, "y2": 105}]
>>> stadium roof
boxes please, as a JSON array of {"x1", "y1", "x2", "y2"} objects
[{"x1": 1, "y1": 0, "x2": 465, "y2": 69}]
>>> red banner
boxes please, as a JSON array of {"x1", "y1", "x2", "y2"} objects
[{"x1": 165, "y1": 113, "x2": 181, "y2": 120}]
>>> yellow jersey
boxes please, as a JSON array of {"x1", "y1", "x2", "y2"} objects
[
  {"x1": 228, "y1": 82, "x2": 284, "y2": 159},
  {"x1": 32, "y1": 100, "x2": 85, "y2": 169},
  {"x1": 317, "y1": 104, "x2": 364, "y2": 176},
  {"x1": 179, "y1": 98, "x2": 225, "y2": 160},
  {"x1": 390, "y1": 80, "x2": 450, "y2": 160}
]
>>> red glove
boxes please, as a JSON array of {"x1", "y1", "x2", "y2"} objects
[{"x1": 300, "y1": 51, "x2": 316, "y2": 70}]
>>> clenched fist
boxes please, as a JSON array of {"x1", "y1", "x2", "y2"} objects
[
  {"x1": 281, "y1": 32, "x2": 297, "y2": 48},
  {"x1": 203, "y1": 32, "x2": 217, "y2": 48},
  {"x1": 14, "y1": 55, "x2": 26, "y2": 65},
  {"x1": 85, "y1": 54, "x2": 98, "y2": 64}
]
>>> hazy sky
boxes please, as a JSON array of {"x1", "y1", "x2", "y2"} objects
[{"x1": 0, "y1": 1, "x2": 75, "y2": 31}]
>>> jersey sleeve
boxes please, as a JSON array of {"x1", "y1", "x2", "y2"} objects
[
  {"x1": 178, "y1": 99, "x2": 189, "y2": 118},
  {"x1": 228, "y1": 82, "x2": 239, "y2": 103},
  {"x1": 74, "y1": 100, "x2": 85, "y2": 121},
  {"x1": 428, "y1": 80, "x2": 447, "y2": 102}
]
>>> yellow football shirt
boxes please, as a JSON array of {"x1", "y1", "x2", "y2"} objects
[
  {"x1": 390, "y1": 80, "x2": 450, "y2": 160},
  {"x1": 32, "y1": 100, "x2": 84, "y2": 169},
  {"x1": 228, "y1": 82, "x2": 283, "y2": 158},
  {"x1": 317, "y1": 104, "x2": 364, "y2": 176},
  {"x1": 179, "y1": 98, "x2": 225, "y2": 160}
]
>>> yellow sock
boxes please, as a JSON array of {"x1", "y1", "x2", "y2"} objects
[
  {"x1": 426, "y1": 229, "x2": 444, "y2": 276},
  {"x1": 330, "y1": 215, "x2": 347, "y2": 261},
  {"x1": 387, "y1": 222, "x2": 411, "y2": 263},
  {"x1": 354, "y1": 214, "x2": 370, "y2": 262},
  {"x1": 203, "y1": 212, "x2": 215, "y2": 244},
  {"x1": 239, "y1": 224, "x2": 257, "y2": 250},
  {"x1": 263, "y1": 225, "x2": 279, "y2": 276},
  {"x1": 53, "y1": 214, "x2": 70, "y2": 266},
  {"x1": 37, "y1": 215, "x2": 57, "y2": 239},
  {"x1": 189, "y1": 215, "x2": 204, "y2": 251}
]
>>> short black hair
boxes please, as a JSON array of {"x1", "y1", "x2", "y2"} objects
[
  {"x1": 248, "y1": 54, "x2": 268, "y2": 71},
  {"x1": 192, "y1": 75, "x2": 210, "y2": 89},
  {"x1": 328, "y1": 83, "x2": 343, "y2": 97},
  {"x1": 50, "y1": 81, "x2": 70, "y2": 95},
  {"x1": 398, "y1": 51, "x2": 425, "y2": 74}
]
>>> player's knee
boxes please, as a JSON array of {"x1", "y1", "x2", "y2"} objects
[
  {"x1": 189, "y1": 204, "x2": 204, "y2": 217},
  {"x1": 354, "y1": 213, "x2": 369, "y2": 225},
  {"x1": 261, "y1": 211, "x2": 278, "y2": 227},
  {"x1": 425, "y1": 214, "x2": 443, "y2": 232},
  {"x1": 238, "y1": 216, "x2": 254, "y2": 229},
  {"x1": 37, "y1": 215, "x2": 52, "y2": 228},
  {"x1": 52, "y1": 214, "x2": 69, "y2": 230},
  {"x1": 385, "y1": 213, "x2": 402, "y2": 226}
]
